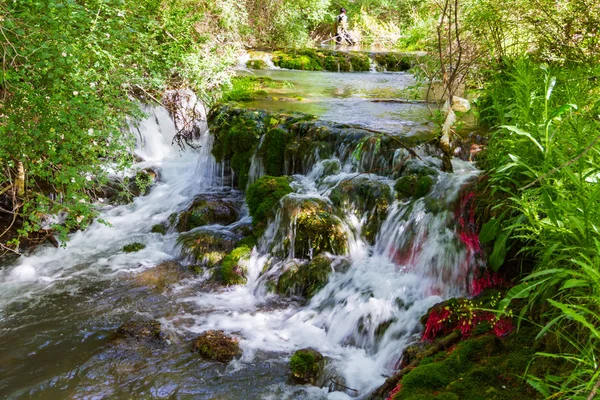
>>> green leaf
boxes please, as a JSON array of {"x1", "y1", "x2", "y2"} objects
[
  {"x1": 479, "y1": 218, "x2": 500, "y2": 244},
  {"x1": 489, "y1": 231, "x2": 509, "y2": 271},
  {"x1": 500, "y1": 125, "x2": 544, "y2": 152}
]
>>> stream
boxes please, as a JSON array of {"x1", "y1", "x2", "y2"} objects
[{"x1": 0, "y1": 52, "x2": 481, "y2": 399}]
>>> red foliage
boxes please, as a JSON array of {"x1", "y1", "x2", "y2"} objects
[
  {"x1": 471, "y1": 271, "x2": 506, "y2": 296},
  {"x1": 422, "y1": 307, "x2": 452, "y2": 341},
  {"x1": 492, "y1": 317, "x2": 514, "y2": 337}
]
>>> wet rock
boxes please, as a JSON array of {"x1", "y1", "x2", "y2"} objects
[
  {"x1": 122, "y1": 242, "x2": 146, "y2": 253},
  {"x1": 219, "y1": 245, "x2": 252, "y2": 285},
  {"x1": 132, "y1": 261, "x2": 189, "y2": 291},
  {"x1": 114, "y1": 319, "x2": 166, "y2": 344},
  {"x1": 330, "y1": 177, "x2": 393, "y2": 243},
  {"x1": 289, "y1": 348, "x2": 325, "y2": 385},
  {"x1": 192, "y1": 330, "x2": 241, "y2": 363},
  {"x1": 246, "y1": 176, "x2": 293, "y2": 228},
  {"x1": 151, "y1": 223, "x2": 168, "y2": 235},
  {"x1": 276, "y1": 255, "x2": 333, "y2": 298},
  {"x1": 395, "y1": 175, "x2": 435, "y2": 199},
  {"x1": 279, "y1": 197, "x2": 347, "y2": 259},
  {"x1": 177, "y1": 229, "x2": 239, "y2": 263},
  {"x1": 176, "y1": 195, "x2": 239, "y2": 232}
]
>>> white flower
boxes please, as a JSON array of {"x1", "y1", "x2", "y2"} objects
[
  {"x1": 86, "y1": 176, "x2": 92, "y2": 181},
  {"x1": 62, "y1": 52, "x2": 67, "y2": 57},
  {"x1": 117, "y1": 11, "x2": 125, "y2": 17},
  {"x1": 105, "y1": 33, "x2": 110, "y2": 38},
  {"x1": 92, "y1": 140, "x2": 97, "y2": 146},
  {"x1": 88, "y1": 128, "x2": 94, "y2": 135},
  {"x1": 73, "y1": 91, "x2": 79, "y2": 96},
  {"x1": 90, "y1": 82, "x2": 96, "y2": 88},
  {"x1": 79, "y1": 199, "x2": 86, "y2": 203},
  {"x1": 76, "y1": 215, "x2": 84, "y2": 223},
  {"x1": 71, "y1": 178, "x2": 76, "y2": 183}
]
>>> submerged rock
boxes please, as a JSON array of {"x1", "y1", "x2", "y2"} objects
[
  {"x1": 275, "y1": 255, "x2": 334, "y2": 298},
  {"x1": 132, "y1": 261, "x2": 189, "y2": 291},
  {"x1": 151, "y1": 223, "x2": 168, "y2": 235},
  {"x1": 176, "y1": 195, "x2": 239, "y2": 232},
  {"x1": 114, "y1": 319, "x2": 166, "y2": 344},
  {"x1": 192, "y1": 330, "x2": 241, "y2": 363},
  {"x1": 289, "y1": 348, "x2": 325, "y2": 385}
]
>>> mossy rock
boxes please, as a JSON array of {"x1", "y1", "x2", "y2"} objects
[
  {"x1": 122, "y1": 242, "x2": 146, "y2": 253},
  {"x1": 272, "y1": 49, "x2": 323, "y2": 71},
  {"x1": 275, "y1": 255, "x2": 333, "y2": 298},
  {"x1": 258, "y1": 128, "x2": 294, "y2": 176},
  {"x1": 209, "y1": 107, "x2": 265, "y2": 189},
  {"x1": 289, "y1": 348, "x2": 325, "y2": 385},
  {"x1": 97, "y1": 169, "x2": 156, "y2": 205},
  {"x1": 329, "y1": 177, "x2": 393, "y2": 243},
  {"x1": 246, "y1": 176, "x2": 293, "y2": 227},
  {"x1": 177, "y1": 230, "x2": 238, "y2": 263},
  {"x1": 132, "y1": 261, "x2": 189, "y2": 291},
  {"x1": 151, "y1": 223, "x2": 167, "y2": 235},
  {"x1": 176, "y1": 195, "x2": 239, "y2": 232},
  {"x1": 395, "y1": 175, "x2": 435, "y2": 199},
  {"x1": 192, "y1": 330, "x2": 241, "y2": 363},
  {"x1": 391, "y1": 326, "x2": 554, "y2": 400},
  {"x1": 219, "y1": 245, "x2": 252, "y2": 285},
  {"x1": 281, "y1": 197, "x2": 347, "y2": 258},
  {"x1": 114, "y1": 319, "x2": 166, "y2": 344},
  {"x1": 373, "y1": 53, "x2": 412, "y2": 72},
  {"x1": 246, "y1": 59, "x2": 268, "y2": 69}
]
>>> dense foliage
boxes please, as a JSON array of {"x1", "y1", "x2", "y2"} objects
[{"x1": 0, "y1": 0, "x2": 240, "y2": 249}]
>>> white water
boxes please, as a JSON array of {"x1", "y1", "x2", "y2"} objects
[
  {"x1": 0, "y1": 104, "x2": 480, "y2": 398},
  {"x1": 0, "y1": 106, "x2": 216, "y2": 317}
]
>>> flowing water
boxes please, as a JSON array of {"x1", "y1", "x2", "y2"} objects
[{"x1": 0, "y1": 60, "x2": 481, "y2": 399}]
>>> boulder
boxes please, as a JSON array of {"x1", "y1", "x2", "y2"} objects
[
  {"x1": 219, "y1": 245, "x2": 252, "y2": 285},
  {"x1": 176, "y1": 195, "x2": 239, "y2": 232},
  {"x1": 177, "y1": 229, "x2": 238, "y2": 263},
  {"x1": 192, "y1": 330, "x2": 241, "y2": 363},
  {"x1": 275, "y1": 255, "x2": 333, "y2": 298},
  {"x1": 289, "y1": 348, "x2": 325, "y2": 385}
]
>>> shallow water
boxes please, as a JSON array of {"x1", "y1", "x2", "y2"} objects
[
  {"x1": 239, "y1": 69, "x2": 434, "y2": 136},
  {"x1": 0, "y1": 66, "x2": 481, "y2": 399}
]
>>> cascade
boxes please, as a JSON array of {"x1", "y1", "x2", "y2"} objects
[{"x1": 0, "y1": 69, "x2": 482, "y2": 399}]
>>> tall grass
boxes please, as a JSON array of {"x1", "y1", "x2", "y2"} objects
[{"x1": 478, "y1": 58, "x2": 600, "y2": 398}]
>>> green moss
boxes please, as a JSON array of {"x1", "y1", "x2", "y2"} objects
[
  {"x1": 272, "y1": 49, "x2": 323, "y2": 71},
  {"x1": 276, "y1": 255, "x2": 333, "y2": 298},
  {"x1": 221, "y1": 76, "x2": 280, "y2": 102},
  {"x1": 246, "y1": 59, "x2": 268, "y2": 69},
  {"x1": 290, "y1": 199, "x2": 347, "y2": 258},
  {"x1": 374, "y1": 53, "x2": 412, "y2": 72},
  {"x1": 392, "y1": 326, "x2": 565, "y2": 400},
  {"x1": 209, "y1": 107, "x2": 265, "y2": 189},
  {"x1": 192, "y1": 330, "x2": 241, "y2": 363},
  {"x1": 246, "y1": 176, "x2": 293, "y2": 226},
  {"x1": 122, "y1": 242, "x2": 146, "y2": 252},
  {"x1": 220, "y1": 245, "x2": 252, "y2": 285},
  {"x1": 395, "y1": 175, "x2": 434, "y2": 199},
  {"x1": 151, "y1": 223, "x2": 167, "y2": 235},
  {"x1": 176, "y1": 197, "x2": 238, "y2": 232},
  {"x1": 259, "y1": 128, "x2": 294, "y2": 176},
  {"x1": 289, "y1": 348, "x2": 324, "y2": 385},
  {"x1": 329, "y1": 177, "x2": 392, "y2": 243},
  {"x1": 177, "y1": 230, "x2": 238, "y2": 263}
]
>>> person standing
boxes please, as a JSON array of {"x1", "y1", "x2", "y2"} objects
[{"x1": 335, "y1": 8, "x2": 355, "y2": 45}]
